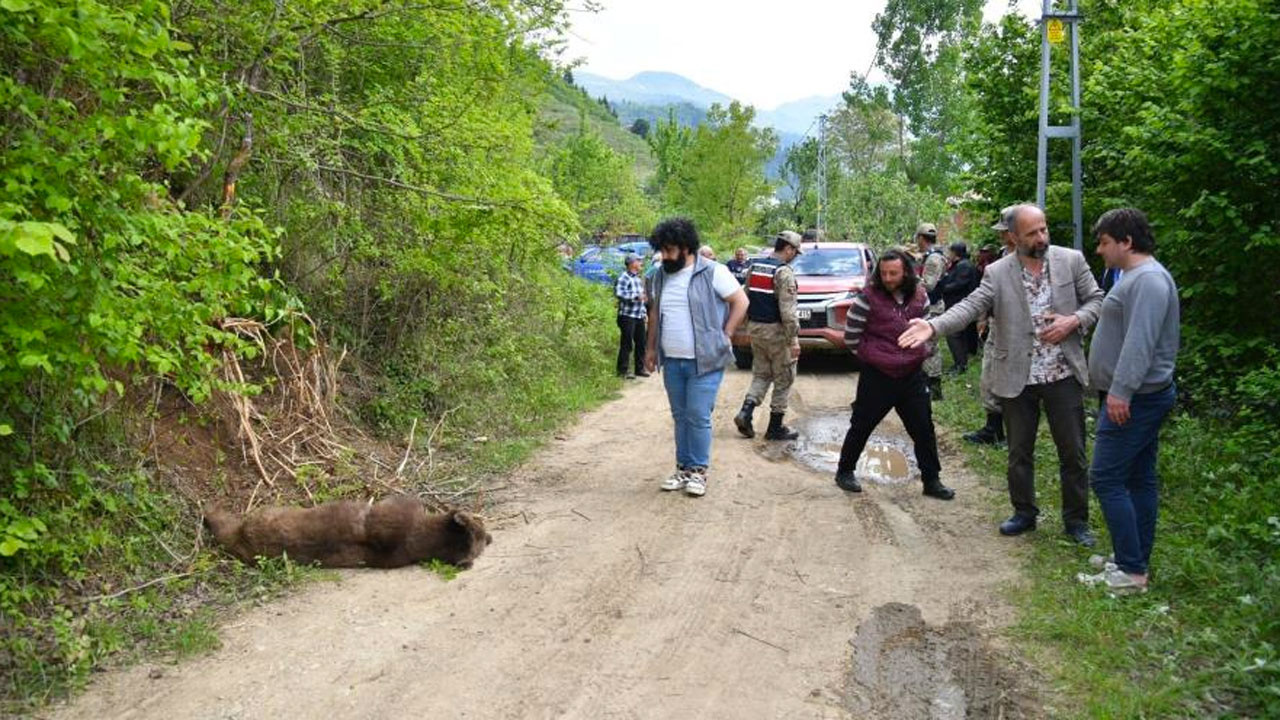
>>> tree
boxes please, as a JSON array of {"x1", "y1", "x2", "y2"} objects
[
  {"x1": 663, "y1": 102, "x2": 777, "y2": 237},
  {"x1": 546, "y1": 124, "x2": 655, "y2": 237},
  {"x1": 871, "y1": 0, "x2": 984, "y2": 191},
  {"x1": 628, "y1": 118, "x2": 650, "y2": 139}
]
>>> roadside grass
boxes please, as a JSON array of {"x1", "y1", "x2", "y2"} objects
[
  {"x1": 932, "y1": 354, "x2": 1279, "y2": 719},
  {"x1": 1, "y1": 275, "x2": 626, "y2": 715},
  {"x1": 0, "y1": 472, "x2": 335, "y2": 716}
]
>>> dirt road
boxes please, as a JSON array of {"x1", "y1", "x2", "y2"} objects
[{"x1": 52, "y1": 362, "x2": 1039, "y2": 719}]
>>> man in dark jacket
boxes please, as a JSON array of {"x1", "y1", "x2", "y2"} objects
[
  {"x1": 834, "y1": 249, "x2": 956, "y2": 500},
  {"x1": 937, "y1": 241, "x2": 980, "y2": 373}
]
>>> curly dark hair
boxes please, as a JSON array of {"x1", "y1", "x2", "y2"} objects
[
  {"x1": 649, "y1": 217, "x2": 700, "y2": 253},
  {"x1": 870, "y1": 249, "x2": 919, "y2": 297}
]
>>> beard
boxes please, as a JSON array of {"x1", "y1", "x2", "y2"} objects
[
  {"x1": 1018, "y1": 242, "x2": 1048, "y2": 259},
  {"x1": 661, "y1": 254, "x2": 687, "y2": 274}
]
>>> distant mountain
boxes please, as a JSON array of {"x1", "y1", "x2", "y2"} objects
[
  {"x1": 575, "y1": 71, "x2": 733, "y2": 109},
  {"x1": 575, "y1": 71, "x2": 841, "y2": 136},
  {"x1": 571, "y1": 70, "x2": 844, "y2": 180},
  {"x1": 756, "y1": 95, "x2": 842, "y2": 136},
  {"x1": 613, "y1": 100, "x2": 708, "y2": 133}
]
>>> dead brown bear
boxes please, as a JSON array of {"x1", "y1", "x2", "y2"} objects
[{"x1": 203, "y1": 495, "x2": 492, "y2": 569}]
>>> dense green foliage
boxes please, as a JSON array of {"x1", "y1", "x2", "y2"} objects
[
  {"x1": 649, "y1": 101, "x2": 778, "y2": 240},
  {"x1": 0, "y1": 0, "x2": 646, "y2": 708},
  {"x1": 899, "y1": 1, "x2": 1280, "y2": 715}
]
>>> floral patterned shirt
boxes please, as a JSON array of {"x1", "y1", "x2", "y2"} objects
[{"x1": 1022, "y1": 262, "x2": 1073, "y2": 385}]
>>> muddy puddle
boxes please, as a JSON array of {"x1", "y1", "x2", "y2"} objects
[
  {"x1": 766, "y1": 412, "x2": 919, "y2": 485},
  {"x1": 844, "y1": 603, "x2": 1033, "y2": 719}
]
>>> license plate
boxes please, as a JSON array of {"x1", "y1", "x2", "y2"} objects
[{"x1": 796, "y1": 309, "x2": 812, "y2": 320}]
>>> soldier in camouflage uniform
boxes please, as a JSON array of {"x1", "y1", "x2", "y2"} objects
[
  {"x1": 914, "y1": 222, "x2": 948, "y2": 401},
  {"x1": 733, "y1": 230, "x2": 804, "y2": 440}
]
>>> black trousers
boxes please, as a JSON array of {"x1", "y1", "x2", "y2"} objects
[
  {"x1": 616, "y1": 315, "x2": 647, "y2": 374},
  {"x1": 836, "y1": 365, "x2": 941, "y2": 483},
  {"x1": 945, "y1": 323, "x2": 981, "y2": 370},
  {"x1": 1000, "y1": 377, "x2": 1089, "y2": 527}
]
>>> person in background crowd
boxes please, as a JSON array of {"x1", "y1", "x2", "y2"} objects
[
  {"x1": 937, "y1": 241, "x2": 980, "y2": 374},
  {"x1": 614, "y1": 254, "x2": 649, "y2": 380},
  {"x1": 976, "y1": 244, "x2": 999, "y2": 275},
  {"x1": 699, "y1": 245, "x2": 716, "y2": 261},
  {"x1": 913, "y1": 222, "x2": 948, "y2": 401},
  {"x1": 965, "y1": 206, "x2": 1018, "y2": 446},
  {"x1": 726, "y1": 247, "x2": 750, "y2": 279},
  {"x1": 1078, "y1": 207, "x2": 1180, "y2": 595},
  {"x1": 733, "y1": 231, "x2": 803, "y2": 441},
  {"x1": 645, "y1": 218, "x2": 748, "y2": 498},
  {"x1": 899, "y1": 204, "x2": 1103, "y2": 546},
  {"x1": 835, "y1": 249, "x2": 955, "y2": 501}
]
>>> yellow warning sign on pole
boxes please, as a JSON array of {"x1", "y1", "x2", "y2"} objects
[{"x1": 1047, "y1": 19, "x2": 1065, "y2": 45}]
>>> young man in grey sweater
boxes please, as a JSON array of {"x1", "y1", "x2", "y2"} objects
[{"x1": 1082, "y1": 208, "x2": 1180, "y2": 595}]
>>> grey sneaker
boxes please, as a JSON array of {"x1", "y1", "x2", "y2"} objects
[
  {"x1": 684, "y1": 467, "x2": 707, "y2": 497},
  {"x1": 1088, "y1": 554, "x2": 1117, "y2": 571},
  {"x1": 660, "y1": 468, "x2": 688, "y2": 491},
  {"x1": 1102, "y1": 568, "x2": 1148, "y2": 595},
  {"x1": 1076, "y1": 567, "x2": 1147, "y2": 595}
]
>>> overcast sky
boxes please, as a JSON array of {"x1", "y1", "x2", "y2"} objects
[{"x1": 563, "y1": 0, "x2": 1044, "y2": 109}]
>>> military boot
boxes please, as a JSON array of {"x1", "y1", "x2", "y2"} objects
[
  {"x1": 733, "y1": 400, "x2": 757, "y2": 438},
  {"x1": 763, "y1": 412, "x2": 799, "y2": 441},
  {"x1": 963, "y1": 412, "x2": 1005, "y2": 446}
]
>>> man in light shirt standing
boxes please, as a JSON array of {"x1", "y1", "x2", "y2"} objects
[{"x1": 645, "y1": 218, "x2": 749, "y2": 498}]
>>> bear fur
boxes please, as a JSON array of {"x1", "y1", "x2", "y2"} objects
[{"x1": 203, "y1": 495, "x2": 492, "y2": 569}]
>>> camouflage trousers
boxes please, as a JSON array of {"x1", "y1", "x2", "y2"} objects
[
  {"x1": 922, "y1": 301, "x2": 944, "y2": 379},
  {"x1": 979, "y1": 338, "x2": 1001, "y2": 413},
  {"x1": 745, "y1": 321, "x2": 797, "y2": 413}
]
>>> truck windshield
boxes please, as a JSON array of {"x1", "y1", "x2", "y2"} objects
[{"x1": 790, "y1": 249, "x2": 864, "y2": 277}]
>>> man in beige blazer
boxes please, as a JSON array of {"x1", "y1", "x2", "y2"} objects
[{"x1": 899, "y1": 204, "x2": 1104, "y2": 545}]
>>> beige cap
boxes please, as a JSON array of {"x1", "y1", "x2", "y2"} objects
[
  {"x1": 776, "y1": 230, "x2": 803, "y2": 254},
  {"x1": 915, "y1": 222, "x2": 938, "y2": 238}
]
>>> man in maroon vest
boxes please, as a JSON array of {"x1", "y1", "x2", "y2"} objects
[{"x1": 835, "y1": 249, "x2": 955, "y2": 499}]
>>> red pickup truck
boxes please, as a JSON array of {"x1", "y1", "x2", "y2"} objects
[{"x1": 731, "y1": 241, "x2": 877, "y2": 369}]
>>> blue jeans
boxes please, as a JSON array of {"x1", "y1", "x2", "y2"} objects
[
  {"x1": 1090, "y1": 384, "x2": 1176, "y2": 575},
  {"x1": 661, "y1": 358, "x2": 725, "y2": 470}
]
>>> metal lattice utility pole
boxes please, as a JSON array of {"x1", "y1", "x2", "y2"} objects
[
  {"x1": 1036, "y1": 0, "x2": 1083, "y2": 250},
  {"x1": 816, "y1": 114, "x2": 827, "y2": 235}
]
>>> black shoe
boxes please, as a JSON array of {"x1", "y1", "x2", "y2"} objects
[
  {"x1": 763, "y1": 412, "x2": 799, "y2": 441},
  {"x1": 922, "y1": 479, "x2": 955, "y2": 500},
  {"x1": 1064, "y1": 525, "x2": 1097, "y2": 547},
  {"x1": 635, "y1": 370, "x2": 651, "y2": 378},
  {"x1": 733, "y1": 400, "x2": 757, "y2": 438},
  {"x1": 963, "y1": 426, "x2": 999, "y2": 445},
  {"x1": 835, "y1": 470, "x2": 862, "y2": 493},
  {"x1": 928, "y1": 377, "x2": 944, "y2": 402},
  {"x1": 964, "y1": 412, "x2": 1005, "y2": 445},
  {"x1": 999, "y1": 514, "x2": 1037, "y2": 536}
]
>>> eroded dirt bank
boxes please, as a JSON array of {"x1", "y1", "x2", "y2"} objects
[{"x1": 51, "y1": 361, "x2": 1039, "y2": 719}]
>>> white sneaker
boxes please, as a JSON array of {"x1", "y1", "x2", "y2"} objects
[
  {"x1": 660, "y1": 468, "x2": 688, "y2": 491},
  {"x1": 684, "y1": 468, "x2": 707, "y2": 497}
]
